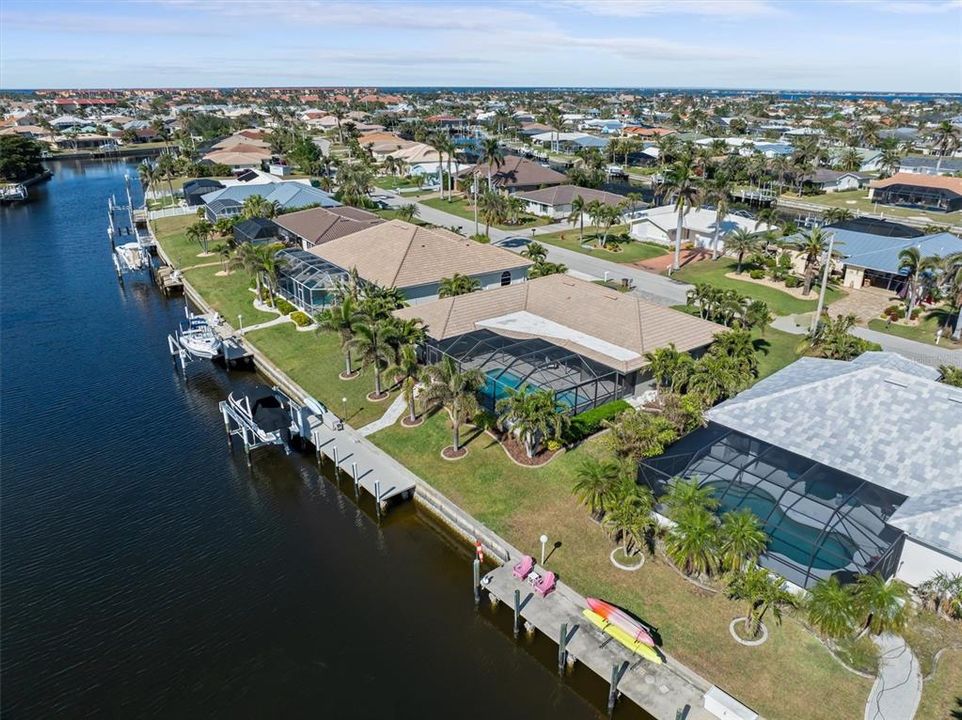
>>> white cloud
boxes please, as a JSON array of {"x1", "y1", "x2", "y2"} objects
[
  {"x1": 873, "y1": 0, "x2": 962, "y2": 14},
  {"x1": 556, "y1": 0, "x2": 783, "y2": 17}
]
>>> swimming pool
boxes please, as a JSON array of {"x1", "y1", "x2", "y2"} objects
[
  {"x1": 704, "y1": 481, "x2": 856, "y2": 571},
  {"x1": 483, "y1": 369, "x2": 578, "y2": 410}
]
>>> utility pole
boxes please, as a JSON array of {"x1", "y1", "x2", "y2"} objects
[{"x1": 810, "y1": 231, "x2": 835, "y2": 334}]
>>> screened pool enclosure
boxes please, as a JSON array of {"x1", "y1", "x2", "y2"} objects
[
  {"x1": 638, "y1": 423, "x2": 907, "y2": 589},
  {"x1": 425, "y1": 330, "x2": 633, "y2": 414},
  {"x1": 275, "y1": 249, "x2": 348, "y2": 314}
]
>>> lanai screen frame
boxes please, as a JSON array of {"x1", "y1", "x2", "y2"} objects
[
  {"x1": 637, "y1": 423, "x2": 907, "y2": 589},
  {"x1": 276, "y1": 248, "x2": 348, "y2": 314},
  {"x1": 426, "y1": 329, "x2": 632, "y2": 414}
]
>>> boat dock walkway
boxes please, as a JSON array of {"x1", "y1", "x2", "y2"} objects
[
  {"x1": 482, "y1": 563, "x2": 716, "y2": 720},
  {"x1": 310, "y1": 409, "x2": 417, "y2": 506}
]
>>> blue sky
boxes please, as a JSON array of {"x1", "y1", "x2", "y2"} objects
[{"x1": 1, "y1": 0, "x2": 960, "y2": 91}]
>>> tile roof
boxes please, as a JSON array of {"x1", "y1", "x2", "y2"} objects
[
  {"x1": 308, "y1": 220, "x2": 531, "y2": 289},
  {"x1": 515, "y1": 184, "x2": 629, "y2": 208},
  {"x1": 870, "y1": 173, "x2": 962, "y2": 195},
  {"x1": 273, "y1": 206, "x2": 383, "y2": 246},
  {"x1": 393, "y1": 274, "x2": 724, "y2": 373},
  {"x1": 708, "y1": 354, "x2": 962, "y2": 554},
  {"x1": 460, "y1": 155, "x2": 568, "y2": 189}
]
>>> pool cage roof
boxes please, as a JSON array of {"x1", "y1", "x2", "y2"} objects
[
  {"x1": 638, "y1": 423, "x2": 907, "y2": 589},
  {"x1": 431, "y1": 329, "x2": 628, "y2": 414},
  {"x1": 277, "y1": 249, "x2": 348, "y2": 292}
]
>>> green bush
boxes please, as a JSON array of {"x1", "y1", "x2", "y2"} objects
[
  {"x1": 290, "y1": 310, "x2": 311, "y2": 327},
  {"x1": 471, "y1": 233, "x2": 490, "y2": 244},
  {"x1": 274, "y1": 297, "x2": 296, "y2": 315},
  {"x1": 564, "y1": 399, "x2": 631, "y2": 444},
  {"x1": 748, "y1": 269, "x2": 765, "y2": 280},
  {"x1": 785, "y1": 275, "x2": 801, "y2": 288},
  {"x1": 910, "y1": 307, "x2": 922, "y2": 320}
]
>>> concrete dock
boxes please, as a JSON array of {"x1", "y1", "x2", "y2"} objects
[{"x1": 482, "y1": 563, "x2": 715, "y2": 720}]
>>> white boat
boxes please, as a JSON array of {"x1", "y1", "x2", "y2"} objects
[
  {"x1": 115, "y1": 242, "x2": 145, "y2": 271},
  {"x1": 177, "y1": 312, "x2": 223, "y2": 359}
]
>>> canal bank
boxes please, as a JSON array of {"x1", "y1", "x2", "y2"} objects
[{"x1": 1, "y1": 159, "x2": 635, "y2": 720}]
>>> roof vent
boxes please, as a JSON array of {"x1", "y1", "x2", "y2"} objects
[{"x1": 883, "y1": 378, "x2": 909, "y2": 389}]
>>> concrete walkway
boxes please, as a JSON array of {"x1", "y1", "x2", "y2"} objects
[
  {"x1": 237, "y1": 315, "x2": 289, "y2": 335},
  {"x1": 865, "y1": 634, "x2": 922, "y2": 720},
  {"x1": 357, "y1": 393, "x2": 408, "y2": 436},
  {"x1": 851, "y1": 327, "x2": 962, "y2": 368}
]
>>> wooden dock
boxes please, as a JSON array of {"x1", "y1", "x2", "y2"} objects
[{"x1": 482, "y1": 563, "x2": 716, "y2": 720}]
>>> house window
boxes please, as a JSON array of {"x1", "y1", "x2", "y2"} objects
[{"x1": 500, "y1": 271, "x2": 512, "y2": 287}]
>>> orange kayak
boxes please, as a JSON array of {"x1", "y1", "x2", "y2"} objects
[{"x1": 586, "y1": 597, "x2": 655, "y2": 647}]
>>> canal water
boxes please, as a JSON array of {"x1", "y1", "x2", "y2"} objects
[{"x1": 1, "y1": 160, "x2": 652, "y2": 718}]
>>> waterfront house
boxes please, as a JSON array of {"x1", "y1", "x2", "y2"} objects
[
  {"x1": 183, "y1": 178, "x2": 226, "y2": 206},
  {"x1": 201, "y1": 182, "x2": 339, "y2": 221},
  {"x1": 868, "y1": 173, "x2": 962, "y2": 213},
  {"x1": 628, "y1": 205, "x2": 775, "y2": 252},
  {"x1": 202, "y1": 144, "x2": 272, "y2": 171},
  {"x1": 307, "y1": 220, "x2": 532, "y2": 304},
  {"x1": 530, "y1": 131, "x2": 609, "y2": 153},
  {"x1": 393, "y1": 274, "x2": 722, "y2": 413},
  {"x1": 638, "y1": 353, "x2": 962, "y2": 590},
  {"x1": 459, "y1": 155, "x2": 567, "y2": 193},
  {"x1": 273, "y1": 206, "x2": 383, "y2": 250},
  {"x1": 799, "y1": 168, "x2": 869, "y2": 193},
  {"x1": 898, "y1": 154, "x2": 962, "y2": 176},
  {"x1": 233, "y1": 217, "x2": 280, "y2": 245},
  {"x1": 514, "y1": 184, "x2": 637, "y2": 220}
]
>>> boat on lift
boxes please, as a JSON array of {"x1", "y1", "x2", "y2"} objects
[
  {"x1": 113, "y1": 241, "x2": 146, "y2": 272},
  {"x1": 175, "y1": 309, "x2": 223, "y2": 359}
]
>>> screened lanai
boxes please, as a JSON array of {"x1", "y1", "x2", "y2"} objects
[
  {"x1": 276, "y1": 249, "x2": 348, "y2": 314},
  {"x1": 426, "y1": 329, "x2": 632, "y2": 414},
  {"x1": 638, "y1": 423, "x2": 907, "y2": 589}
]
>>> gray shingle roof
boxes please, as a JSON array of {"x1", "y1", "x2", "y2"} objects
[
  {"x1": 708, "y1": 354, "x2": 962, "y2": 555},
  {"x1": 786, "y1": 228, "x2": 962, "y2": 274}
]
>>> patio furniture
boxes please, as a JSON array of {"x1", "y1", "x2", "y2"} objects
[
  {"x1": 512, "y1": 555, "x2": 534, "y2": 580},
  {"x1": 533, "y1": 571, "x2": 556, "y2": 597}
]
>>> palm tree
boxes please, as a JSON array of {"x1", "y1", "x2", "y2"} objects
[
  {"x1": 854, "y1": 574, "x2": 909, "y2": 636},
  {"x1": 687, "y1": 353, "x2": 751, "y2": 405},
  {"x1": 521, "y1": 241, "x2": 547, "y2": 263},
  {"x1": 528, "y1": 260, "x2": 567, "y2": 278},
  {"x1": 231, "y1": 241, "x2": 263, "y2": 299},
  {"x1": 595, "y1": 204, "x2": 621, "y2": 249},
  {"x1": 241, "y1": 194, "x2": 279, "y2": 220},
  {"x1": 744, "y1": 300, "x2": 774, "y2": 333},
  {"x1": 438, "y1": 273, "x2": 481, "y2": 298},
  {"x1": 212, "y1": 242, "x2": 232, "y2": 273},
  {"x1": 700, "y1": 170, "x2": 730, "y2": 260},
  {"x1": 897, "y1": 246, "x2": 938, "y2": 319},
  {"x1": 256, "y1": 242, "x2": 287, "y2": 306},
  {"x1": 836, "y1": 147, "x2": 863, "y2": 172},
  {"x1": 823, "y1": 207, "x2": 854, "y2": 224},
  {"x1": 478, "y1": 189, "x2": 504, "y2": 237},
  {"x1": 798, "y1": 226, "x2": 831, "y2": 296},
  {"x1": 385, "y1": 344, "x2": 422, "y2": 423},
  {"x1": 797, "y1": 313, "x2": 871, "y2": 360},
  {"x1": 213, "y1": 217, "x2": 235, "y2": 238},
  {"x1": 185, "y1": 219, "x2": 214, "y2": 254},
  {"x1": 806, "y1": 576, "x2": 858, "y2": 639},
  {"x1": 421, "y1": 355, "x2": 485, "y2": 453},
  {"x1": 878, "y1": 148, "x2": 901, "y2": 178},
  {"x1": 726, "y1": 565, "x2": 795, "y2": 639},
  {"x1": 480, "y1": 137, "x2": 505, "y2": 190},
  {"x1": 663, "y1": 156, "x2": 699, "y2": 271},
  {"x1": 643, "y1": 344, "x2": 687, "y2": 389},
  {"x1": 665, "y1": 508, "x2": 720, "y2": 576},
  {"x1": 541, "y1": 106, "x2": 564, "y2": 154},
  {"x1": 719, "y1": 509, "x2": 767, "y2": 573},
  {"x1": 348, "y1": 319, "x2": 392, "y2": 398},
  {"x1": 603, "y1": 482, "x2": 656, "y2": 557},
  {"x1": 931, "y1": 120, "x2": 961, "y2": 173},
  {"x1": 724, "y1": 228, "x2": 758, "y2": 274},
  {"x1": 495, "y1": 385, "x2": 568, "y2": 458},
  {"x1": 663, "y1": 477, "x2": 718, "y2": 520},
  {"x1": 315, "y1": 296, "x2": 362, "y2": 377},
  {"x1": 710, "y1": 328, "x2": 759, "y2": 375},
  {"x1": 431, "y1": 132, "x2": 456, "y2": 200},
  {"x1": 568, "y1": 195, "x2": 588, "y2": 243},
  {"x1": 396, "y1": 203, "x2": 419, "y2": 222},
  {"x1": 572, "y1": 457, "x2": 621, "y2": 518}
]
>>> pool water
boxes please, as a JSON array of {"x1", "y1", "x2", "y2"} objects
[
  {"x1": 483, "y1": 369, "x2": 577, "y2": 409},
  {"x1": 705, "y1": 481, "x2": 856, "y2": 571}
]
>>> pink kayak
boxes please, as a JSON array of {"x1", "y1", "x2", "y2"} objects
[{"x1": 586, "y1": 597, "x2": 655, "y2": 647}]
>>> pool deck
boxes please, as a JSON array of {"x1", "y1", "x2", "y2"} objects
[{"x1": 482, "y1": 563, "x2": 717, "y2": 720}]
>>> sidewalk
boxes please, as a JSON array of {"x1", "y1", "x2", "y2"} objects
[
  {"x1": 864, "y1": 634, "x2": 921, "y2": 720},
  {"x1": 851, "y1": 327, "x2": 962, "y2": 368}
]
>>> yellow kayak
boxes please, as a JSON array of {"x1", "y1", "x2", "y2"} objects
[{"x1": 583, "y1": 609, "x2": 664, "y2": 664}]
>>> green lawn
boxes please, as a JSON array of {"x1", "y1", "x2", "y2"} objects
[
  {"x1": 867, "y1": 308, "x2": 961, "y2": 348},
  {"x1": 151, "y1": 214, "x2": 208, "y2": 268},
  {"x1": 672, "y1": 258, "x2": 843, "y2": 316},
  {"x1": 916, "y1": 649, "x2": 962, "y2": 720},
  {"x1": 780, "y1": 190, "x2": 962, "y2": 226},
  {"x1": 244, "y1": 324, "x2": 396, "y2": 428},
  {"x1": 421, "y1": 196, "x2": 550, "y2": 230},
  {"x1": 373, "y1": 176, "x2": 431, "y2": 196},
  {"x1": 370, "y1": 414, "x2": 870, "y2": 720},
  {"x1": 373, "y1": 208, "x2": 429, "y2": 225},
  {"x1": 182, "y1": 266, "x2": 275, "y2": 326},
  {"x1": 537, "y1": 226, "x2": 670, "y2": 264}
]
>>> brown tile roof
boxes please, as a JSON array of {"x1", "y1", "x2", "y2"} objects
[
  {"x1": 460, "y1": 155, "x2": 567, "y2": 189},
  {"x1": 515, "y1": 184, "x2": 629, "y2": 208},
  {"x1": 393, "y1": 274, "x2": 724, "y2": 373},
  {"x1": 274, "y1": 206, "x2": 383, "y2": 246},
  {"x1": 309, "y1": 220, "x2": 532, "y2": 289},
  {"x1": 622, "y1": 126, "x2": 675, "y2": 137},
  {"x1": 870, "y1": 173, "x2": 962, "y2": 194}
]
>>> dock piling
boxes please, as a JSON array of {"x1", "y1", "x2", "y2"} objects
[
  {"x1": 472, "y1": 558, "x2": 480, "y2": 606},
  {"x1": 607, "y1": 661, "x2": 628, "y2": 715},
  {"x1": 558, "y1": 622, "x2": 568, "y2": 674},
  {"x1": 513, "y1": 589, "x2": 521, "y2": 638},
  {"x1": 374, "y1": 478, "x2": 382, "y2": 519},
  {"x1": 332, "y1": 445, "x2": 339, "y2": 469}
]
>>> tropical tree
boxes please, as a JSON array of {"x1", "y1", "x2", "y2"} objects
[
  {"x1": 521, "y1": 241, "x2": 547, "y2": 263},
  {"x1": 643, "y1": 344, "x2": 688, "y2": 389},
  {"x1": 315, "y1": 296, "x2": 362, "y2": 377},
  {"x1": 727, "y1": 565, "x2": 796, "y2": 639},
  {"x1": 438, "y1": 273, "x2": 481, "y2": 298},
  {"x1": 231, "y1": 241, "x2": 263, "y2": 298},
  {"x1": 241, "y1": 194, "x2": 279, "y2": 220},
  {"x1": 603, "y1": 409, "x2": 678, "y2": 463},
  {"x1": 797, "y1": 313, "x2": 875, "y2": 361},
  {"x1": 255, "y1": 242, "x2": 287, "y2": 306},
  {"x1": 496, "y1": 386, "x2": 569, "y2": 457},
  {"x1": 719, "y1": 510, "x2": 768, "y2": 573},
  {"x1": 185, "y1": 219, "x2": 214, "y2": 254},
  {"x1": 214, "y1": 217, "x2": 235, "y2": 238},
  {"x1": 568, "y1": 195, "x2": 588, "y2": 243},
  {"x1": 212, "y1": 242, "x2": 232, "y2": 273},
  {"x1": 931, "y1": 120, "x2": 961, "y2": 172},
  {"x1": 726, "y1": 228, "x2": 761, "y2": 274},
  {"x1": 662, "y1": 156, "x2": 700, "y2": 271},
  {"x1": 337, "y1": 163, "x2": 374, "y2": 207},
  {"x1": 744, "y1": 300, "x2": 774, "y2": 333},
  {"x1": 836, "y1": 147, "x2": 863, "y2": 173},
  {"x1": 420, "y1": 355, "x2": 485, "y2": 453},
  {"x1": 878, "y1": 148, "x2": 902, "y2": 178},
  {"x1": 431, "y1": 132, "x2": 456, "y2": 199},
  {"x1": 897, "y1": 246, "x2": 938, "y2": 319},
  {"x1": 798, "y1": 226, "x2": 832, "y2": 296},
  {"x1": 854, "y1": 574, "x2": 909, "y2": 636},
  {"x1": 348, "y1": 318, "x2": 392, "y2": 398},
  {"x1": 385, "y1": 343, "x2": 422, "y2": 423},
  {"x1": 528, "y1": 260, "x2": 568, "y2": 278},
  {"x1": 541, "y1": 105, "x2": 564, "y2": 154},
  {"x1": 915, "y1": 571, "x2": 962, "y2": 619},
  {"x1": 480, "y1": 136, "x2": 505, "y2": 189},
  {"x1": 396, "y1": 203, "x2": 419, "y2": 222},
  {"x1": 700, "y1": 170, "x2": 730, "y2": 260},
  {"x1": 572, "y1": 457, "x2": 622, "y2": 518},
  {"x1": 663, "y1": 477, "x2": 718, "y2": 520},
  {"x1": 594, "y1": 204, "x2": 622, "y2": 249},
  {"x1": 806, "y1": 576, "x2": 858, "y2": 639},
  {"x1": 710, "y1": 328, "x2": 759, "y2": 375},
  {"x1": 665, "y1": 508, "x2": 720, "y2": 576},
  {"x1": 687, "y1": 353, "x2": 752, "y2": 405},
  {"x1": 603, "y1": 481, "x2": 657, "y2": 557}
]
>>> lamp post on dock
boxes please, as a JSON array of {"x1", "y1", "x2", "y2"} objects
[
  {"x1": 237, "y1": 314, "x2": 243, "y2": 333},
  {"x1": 540, "y1": 534, "x2": 548, "y2": 565}
]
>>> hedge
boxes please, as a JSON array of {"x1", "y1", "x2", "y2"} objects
[{"x1": 564, "y1": 399, "x2": 631, "y2": 444}]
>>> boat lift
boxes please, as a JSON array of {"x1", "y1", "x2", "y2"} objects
[
  {"x1": 167, "y1": 307, "x2": 251, "y2": 378},
  {"x1": 108, "y1": 174, "x2": 155, "y2": 280},
  {"x1": 219, "y1": 386, "x2": 326, "y2": 465}
]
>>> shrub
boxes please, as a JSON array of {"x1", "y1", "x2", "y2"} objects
[
  {"x1": 564, "y1": 399, "x2": 631, "y2": 444},
  {"x1": 545, "y1": 439, "x2": 563, "y2": 452},
  {"x1": 785, "y1": 275, "x2": 801, "y2": 288},
  {"x1": 470, "y1": 233, "x2": 490, "y2": 244},
  {"x1": 910, "y1": 307, "x2": 922, "y2": 320},
  {"x1": 274, "y1": 297, "x2": 296, "y2": 315},
  {"x1": 748, "y1": 269, "x2": 765, "y2": 280},
  {"x1": 290, "y1": 310, "x2": 311, "y2": 327}
]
